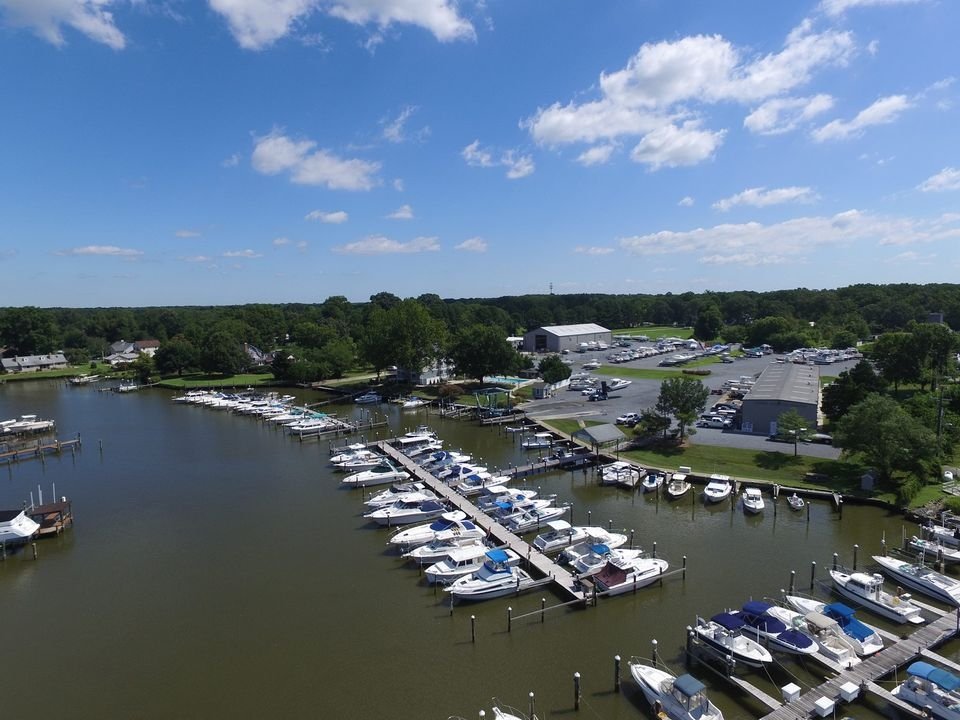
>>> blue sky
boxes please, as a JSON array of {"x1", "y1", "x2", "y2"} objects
[{"x1": 1, "y1": 0, "x2": 957, "y2": 307}]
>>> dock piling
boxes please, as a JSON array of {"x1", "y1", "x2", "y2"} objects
[
  {"x1": 682, "y1": 555, "x2": 687, "y2": 579},
  {"x1": 652, "y1": 540, "x2": 657, "y2": 558},
  {"x1": 507, "y1": 607, "x2": 512, "y2": 632},
  {"x1": 810, "y1": 561, "x2": 816, "y2": 589},
  {"x1": 471, "y1": 615, "x2": 476, "y2": 643},
  {"x1": 630, "y1": 529, "x2": 635, "y2": 549},
  {"x1": 31, "y1": 542, "x2": 38, "y2": 560},
  {"x1": 833, "y1": 552, "x2": 839, "y2": 570},
  {"x1": 652, "y1": 638, "x2": 658, "y2": 665},
  {"x1": 614, "y1": 655, "x2": 622, "y2": 691},
  {"x1": 574, "y1": 672, "x2": 581, "y2": 711},
  {"x1": 541, "y1": 597, "x2": 546, "y2": 623},
  {"x1": 789, "y1": 570, "x2": 795, "y2": 594},
  {"x1": 854, "y1": 543, "x2": 859, "y2": 571}
]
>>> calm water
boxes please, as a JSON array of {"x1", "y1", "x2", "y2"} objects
[{"x1": 0, "y1": 381, "x2": 954, "y2": 719}]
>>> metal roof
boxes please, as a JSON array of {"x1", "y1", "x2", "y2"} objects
[
  {"x1": 572, "y1": 424, "x2": 626, "y2": 446},
  {"x1": 742, "y1": 363, "x2": 819, "y2": 406},
  {"x1": 533, "y1": 323, "x2": 610, "y2": 337}
]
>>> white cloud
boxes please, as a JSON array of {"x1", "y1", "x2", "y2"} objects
[
  {"x1": 252, "y1": 129, "x2": 380, "y2": 190},
  {"x1": 629, "y1": 122, "x2": 725, "y2": 169},
  {"x1": 333, "y1": 234, "x2": 440, "y2": 254},
  {"x1": 175, "y1": 229, "x2": 201, "y2": 238},
  {"x1": 222, "y1": 249, "x2": 263, "y2": 258},
  {"x1": 886, "y1": 250, "x2": 936, "y2": 263},
  {"x1": 576, "y1": 144, "x2": 616, "y2": 166},
  {"x1": 743, "y1": 94, "x2": 834, "y2": 135},
  {"x1": 574, "y1": 246, "x2": 615, "y2": 255},
  {"x1": 182, "y1": 255, "x2": 213, "y2": 263},
  {"x1": 918, "y1": 167, "x2": 960, "y2": 192},
  {"x1": 387, "y1": 204, "x2": 414, "y2": 220},
  {"x1": 524, "y1": 22, "x2": 853, "y2": 169},
  {"x1": 272, "y1": 237, "x2": 290, "y2": 246},
  {"x1": 455, "y1": 237, "x2": 487, "y2": 252},
  {"x1": 0, "y1": 0, "x2": 127, "y2": 49},
  {"x1": 678, "y1": 196, "x2": 695, "y2": 207},
  {"x1": 382, "y1": 105, "x2": 418, "y2": 143},
  {"x1": 221, "y1": 153, "x2": 241, "y2": 168},
  {"x1": 713, "y1": 186, "x2": 819, "y2": 212},
  {"x1": 393, "y1": 178, "x2": 405, "y2": 191},
  {"x1": 811, "y1": 95, "x2": 911, "y2": 142},
  {"x1": 306, "y1": 209, "x2": 349, "y2": 223},
  {"x1": 59, "y1": 245, "x2": 142, "y2": 257},
  {"x1": 296, "y1": 240, "x2": 308, "y2": 252},
  {"x1": 209, "y1": 0, "x2": 474, "y2": 51},
  {"x1": 462, "y1": 140, "x2": 535, "y2": 179},
  {"x1": 867, "y1": 39, "x2": 880, "y2": 55},
  {"x1": 818, "y1": 0, "x2": 925, "y2": 17},
  {"x1": 700, "y1": 253, "x2": 791, "y2": 266},
  {"x1": 618, "y1": 210, "x2": 960, "y2": 262}
]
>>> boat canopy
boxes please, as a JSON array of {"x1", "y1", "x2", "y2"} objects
[
  {"x1": 673, "y1": 674, "x2": 706, "y2": 698},
  {"x1": 824, "y1": 602, "x2": 856, "y2": 618},
  {"x1": 742, "y1": 600, "x2": 773, "y2": 615},
  {"x1": 419, "y1": 501, "x2": 445, "y2": 512},
  {"x1": 711, "y1": 612, "x2": 746, "y2": 631},
  {"x1": 440, "y1": 511, "x2": 467, "y2": 522},
  {"x1": 804, "y1": 611, "x2": 838, "y2": 630},
  {"x1": 907, "y1": 662, "x2": 960, "y2": 691},
  {"x1": 546, "y1": 520, "x2": 572, "y2": 532},
  {"x1": 486, "y1": 549, "x2": 510, "y2": 564},
  {"x1": 590, "y1": 543, "x2": 611, "y2": 555},
  {"x1": 496, "y1": 501, "x2": 514, "y2": 511}
]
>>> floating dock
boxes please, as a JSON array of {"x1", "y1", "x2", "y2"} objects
[{"x1": 0, "y1": 435, "x2": 81, "y2": 464}]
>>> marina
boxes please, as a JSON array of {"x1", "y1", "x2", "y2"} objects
[{"x1": 3, "y1": 381, "x2": 960, "y2": 719}]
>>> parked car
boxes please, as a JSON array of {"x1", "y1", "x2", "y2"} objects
[
  {"x1": 616, "y1": 412, "x2": 641, "y2": 426},
  {"x1": 803, "y1": 433, "x2": 833, "y2": 445},
  {"x1": 698, "y1": 417, "x2": 731, "y2": 429}
]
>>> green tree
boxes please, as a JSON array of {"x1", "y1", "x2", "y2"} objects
[
  {"x1": 386, "y1": 300, "x2": 446, "y2": 377},
  {"x1": 199, "y1": 331, "x2": 248, "y2": 376},
  {"x1": 322, "y1": 337, "x2": 356, "y2": 378},
  {"x1": 537, "y1": 355, "x2": 572, "y2": 384},
  {"x1": 872, "y1": 332, "x2": 920, "y2": 392},
  {"x1": 910, "y1": 321, "x2": 957, "y2": 391},
  {"x1": 129, "y1": 354, "x2": 154, "y2": 384},
  {"x1": 447, "y1": 324, "x2": 519, "y2": 381},
  {"x1": 693, "y1": 305, "x2": 723, "y2": 342},
  {"x1": 776, "y1": 409, "x2": 812, "y2": 456},
  {"x1": 655, "y1": 376, "x2": 709, "y2": 440},
  {"x1": 358, "y1": 306, "x2": 394, "y2": 380},
  {"x1": 0, "y1": 306, "x2": 60, "y2": 354},
  {"x1": 820, "y1": 360, "x2": 886, "y2": 421},
  {"x1": 834, "y1": 393, "x2": 938, "y2": 500},
  {"x1": 154, "y1": 336, "x2": 198, "y2": 376},
  {"x1": 635, "y1": 408, "x2": 672, "y2": 440}
]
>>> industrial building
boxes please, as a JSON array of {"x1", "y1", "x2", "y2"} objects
[
  {"x1": 522, "y1": 323, "x2": 612, "y2": 354},
  {"x1": 739, "y1": 363, "x2": 821, "y2": 436}
]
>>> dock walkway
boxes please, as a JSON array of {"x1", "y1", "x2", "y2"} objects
[
  {"x1": 0, "y1": 435, "x2": 81, "y2": 464},
  {"x1": 378, "y1": 441, "x2": 588, "y2": 604}
]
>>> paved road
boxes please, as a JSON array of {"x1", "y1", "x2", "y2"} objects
[{"x1": 520, "y1": 348, "x2": 858, "y2": 461}]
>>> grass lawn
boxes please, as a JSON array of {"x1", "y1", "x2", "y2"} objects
[
  {"x1": 611, "y1": 326, "x2": 693, "y2": 340},
  {"x1": 1, "y1": 363, "x2": 116, "y2": 382}
]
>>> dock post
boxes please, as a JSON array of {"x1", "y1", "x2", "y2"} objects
[
  {"x1": 652, "y1": 638, "x2": 659, "y2": 665},
  {"x1": 99, "y1": 439, "x2": 103, "y2": 453},
  {"x1": 630, "y1": 529, "x2": 635, "y2": 549},
  {"x1": 507, "y1": 607, "x2": 512, "y2": 632},
  {"x1": 471, "y1": 615, "x2": 476, "y2": 643},
  {"x1": 528, "y1": 693, "x2": 535, "y2": 720},
  {"x1": 541, "y1": 597, "x2": 546, "y2": 623},
  {"x1": 810, "y1": 561, "x2": 817, "y2": 589},
  {"x1": 587, "y1": 510, "x2": 592, "y2": 526},
  {"x1": 686, "y1": 628, "x2": 694, "y2": 666},
  {"x1": 1, "y1": 541, "x2": 5, "y2": 560},
  {"x1": 833, "y1": 552, "x2": 839, "y2": 570},
  {"x1": 726, "y1": 654, "x2": 736, "y2": 677},
  {"x1": 574, "y1": 672, "x2": 581, "y2": 711},
  {"x1": 608, "y1": 519, "x2": 612, "y2": 532},
  {"x1": 31, "y1": 542, "x2": 38, "y2": 560},
  {"x1": 806, "y1": 500, "x2": 811, "y2": 523},
  {"x1": 614, "y1": 655, "x2": 622, "y2": 691},
  {"x1": 683, "y1": 555, "x2": 687, "y2": 580},
  {"x1": 789, "y1": 570, "x2": 796, "y2": 594},
  {"x1": 652, "y1": 541, "x2": 657, "y2": 559},
  {"x1": 592, "y1": 583, "x2": 597, "y2": 606},
  {"x1": 450, "y1": 590, "x2": 454, "y2": 616},
  {"x1": 853, "y1": 543, "x2": 859, "y2": 571}
]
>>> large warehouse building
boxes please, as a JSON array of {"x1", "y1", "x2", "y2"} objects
[
  {"x1": 740, "y1": 363, "x2": 821, "y2": 436},
  {"x1": 522, "y1": 323, "x2": 612, "y2": 354}
]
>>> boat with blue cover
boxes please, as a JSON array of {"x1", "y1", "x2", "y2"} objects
[
  {"x1": 733, "y1": 601, "x2": 818, "y2": 655},
  {"x1": 364, "y1": 498, "x2": 448, "y2": 527},
  {"x1": 894, "y1": 661, "x2": 960, "y2": 720},
  {"x1": 693, "y1": 613, "x2": 773, "y2": 667},
  {"x1": 444, "y1": 549, "x2": 537, "y2": 601},
  {"x1": 784, "y1": 597, "x2": 883, "y2": 656},
  {"x1": 387, "y1": 511, "x2": 485, "y2": 549}
]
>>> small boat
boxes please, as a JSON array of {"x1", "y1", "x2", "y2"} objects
[
  {"x1": 476, "y1": 486, "x2": 540, "y2": 513},
  {"x1": 741, "y1": 487, "x2": 764, "y2": 514},
  {"x1": 907, "y1": 535, "x2": 960, "y2": 564},
  {"x1": 600, "y1": 461, "x2": 641, "y2": 488},
  {"x1": 763, "y1": 607, "x2": 861, "y2": 668},
  {"x1": 401, "y1": 397, "x2": 428, "y2": 409},
  {"x1": 354, "y1": 391, "x2": 381, "y2": 404},
  {"x1": 693, "y1": 613, "x2": 773, "y2": 667},
  {"x1": 363, "y1": 498, "x2": 448, "y2": 527},
  {"x1": 521, "y1": 432, "x2": 554, "y2": 450},
  {"x1": 873, "y1": 555, "x2": 960, "y2": 606},
  {"x1": 532, "y1": 520, "x2": 589, "y2": 553},
  {"x1": 332, "y1": 452, "x2": 386, "y2": 471},
  {"x1": 641, "y1": 472, "x2": 665, "y2": 493},
  {"x1": 68, "y1": 374, "x2": 100, "y2": 385},
  {"x1": 340, "y1": 461, "x2": 409, "y2": 487},
  {"x1": 444, "y1": 549, "x2": 537, "y2": 602},
  {"x1": 893, "y1": 661, "x2": 960, "y2": 720},
  {"x1": 593, "y1": 555, "x2": 669, "y2": 596},
  {"x1": 421, "y1": 450, "x2": 471, "y2": 470},
  {"x1": 784, "y1": 597, "x2": 883, "y2": 656},
  {"x1": 560, "y1": 530, "x2": 629, "y2": 567},
  {"x1": 665, "y1": 473, "x2": 691, "y2": 500},
  {"x1": 572, "y1": 546, "x2": 642, "y2": 577},
  {"x1": 703, "y1": 475, "x2": 732, "y2": 504},
  {"x1": 503, "y1": 504, "x2": 569, "y2": 534},
  {"x1": 733, "y1": 601, "x2": 818, "y2": 656},
  {"x1": 363, "y1": 482, "x2": 435, "y2": 508},
  {"x1": 425, "y1": 546, "x2": 520, "y2": 585},
  {"x1": 388, "y1": 511, "x2": 484, "y2": 549},
  {"x1": 329, "y1": 442, "x2": 371, "y2": 464},
  {"x1": 452, "y1": 472, "x2": 512, "y2": 497},
  {"x1": 922, "y1": 522, "x2": 960, "y2": 548},
  {"x1": 0, "y1": 509, "x2": 40, "y2": 544},
  {"x1": 787, "y1": 493, "x2": 805, "y2": 511},
  {"x1": 606, "y1": 378, "x2": 632, "y2": 392},
  {"x1": 828, "y1": 566, "x2": 925, "y2": 624},
  {"x1": 402, "y1": 536, "x2": 488, "y2": 564},
  {"x1": 629, "y1": 661, "x2": 724, "y2": 720},
  {"x1": 490, "y1": 700, "x2": 538, "y2": 720},
  {"x1": 504, "y1": 425, "x2": 527, "y2": 434}
]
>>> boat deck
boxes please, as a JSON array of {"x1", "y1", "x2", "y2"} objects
[{"x1": 377, "y1": 442, "x2": 588, "y2": 604}]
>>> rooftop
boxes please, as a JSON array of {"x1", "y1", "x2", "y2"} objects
[
  {"x1": 534, "y1": 323, "x2": 610, "y2": 336},
  {"x1": 744, "y1": 363, "x2": 820, "y2": 405}
]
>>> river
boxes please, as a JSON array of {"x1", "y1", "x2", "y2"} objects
[{"x1": 0, "y1": 381, "x2": 953, "y2": 719}]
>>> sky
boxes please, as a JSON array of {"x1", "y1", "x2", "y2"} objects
[{"x1": 1, "y1": 0, "x2": 958, "y2": 308}]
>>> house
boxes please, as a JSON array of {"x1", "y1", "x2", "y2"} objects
[
  {"x1": 396, "y1": 360, "x2": 455, "y2": 385},
  {"x1": 134, "y1": 339, "x2": 161, "y2": 357},
  {"x1": 522, "y1": 324, "x2": 612, "y2": 354},
  {"x1": 1, "y1": 353, "x2": 69, "y2": 373},
  {"x1": 110, "y1": 340, "x2": 135, "y2": 355},
  {"x1": 739, "y1": 363, "x2": 820, "y2": 436},
  {"x1": 105, "y1": 351, "x2": 141, "y2": 367}
]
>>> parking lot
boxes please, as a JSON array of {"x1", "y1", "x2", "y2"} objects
[{"x1": 519, "y1": 348, "x2": 858, "y2": 460}]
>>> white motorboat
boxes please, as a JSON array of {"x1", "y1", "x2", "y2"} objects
[
  {"x1": 436, "y1": 463, "x2": 488, "y2": 482},
  {"x1": 354, "y1": 391, "x2": 381, "y2": 404},
  {"x1": 828, "y1": 567, "x2": 925, "y2": 624},
  {"x1": 600, "y1": 461, "x2": 642, "y2": 488},
  {"x1": 521, "y1": 432, "x2": 554, "y2": 450},
  {"x1": 559, "y1": 530, "x2": 628, "y2": 566},
  {"x1": 693, "y1": 613, "x2": 773, "y2": 667},
  {"x1": 425, "y1": 546, "x2": 520, "y2": 585},
  {"x1": 908, "y1": 535, "x2": 960, "y2": 564},
  {"x1": 421, "y1": 450, "x2": 471, "y2": 469},
  {"x1": 784, "y1": 597, "x2": 883, "y2": 656},
  {"x1": 532, "y1": 520, "x2": 589, "y2": 553},
  {"x1": 606, "y1": 378, "x2": 632, "y2": 392},
  {"x1": 363, "y1": 482, "x2": 434, "y2": 508},
  {"x1": 401, "y1": 397, "x2": 428, "y2": 409},
  {"x1": 741, "y1": 487, "x2": 764, "y2": 514},
  {"x1": 0, "y1": 509, "x2": 40, "y2": 544},
  {"x1": 787, "y1": 493, "x2": 805, "y2": 511},
  {"x1": 629, "y1": 661, "x2": 724, "y2": 720},
  {"x1": 476, "y1": 486, "x2": 540, "y2": 513},
  {"x1": 340, "y1": 461, "x2": 409, "y2": 487},
  {"x1": 641, "y1": 472, "x2": 664, "y2": 493},
  {"x1": 573, "y1": 546, "x2": 642, "y2": 577},
  {"x1": 452, "y1": 472, "x2": 512, "y2": 497},
  {"x1": 922, "y1": 522, "x2": 960, "y2": 548},
  {"x1": 329, "y1": 443, "x2": 370, "y2": 464},
  {"x1": 703, "y1": 475, "x2": 732, "y2": 503},
  {"x1": 490, "y1": 701, "x2": 538, "y2": 720},
  {"x1": 593, "y1": 555, "x2": 669, "y2": 596},
  {"x1": 444, "y1": 549, "x2": 537, "y2": 601},
  {"x1": 332, "y1": 452, "x2": 386, "y2": 471},
  {"x1": 402, "y1": 536, "x2": 488, "y2": 564},
  {"x1": 733, "y1": 601, "x2": 818, "y2": 656},
  {"x1": 893, "y1": 661, "x2": 960, "y2": 720},
  {"x1": 364, "y1": 498, "x2": 448, "y2": 527},
  {"x1": 503, "y1": 504, "x2": 569, "y2": 534},
  {"x1": 665, "y1": 473, "x2": 691, "y2": 500},
  {"x1": 873, "y1": 555, "x2": 960, "y2": 606},
  {"x1": 763, "y1": 606, "x2": 861, "y2": 669},
  {"x1": 388, "y1": 511, "x2": 485, "y2": 549}
]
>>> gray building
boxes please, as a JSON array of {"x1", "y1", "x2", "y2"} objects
[
  {"x1": 522, "y1": 323, "x2": 612, "y2": 354},
  {"x1": 1, "y1": 353, "x2": 69, "y2": 373},
  {"x1": 740, "y1": 363, "x2": 821, "y2": 436}
]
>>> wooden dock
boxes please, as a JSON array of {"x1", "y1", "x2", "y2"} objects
[
  {"x1": 378, "y1": 441, "x2": 589, "y2": 604},
  {"x1": 0, "y1": 435, "x2": 82, "y2": 464},
  {"x1": 28, "y1": 499, "x2": 74, "y2": 537}
]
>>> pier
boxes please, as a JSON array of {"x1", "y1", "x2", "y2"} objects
[{"x1": 0, "y1": 434, "x2": 82, "y2": 464}]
